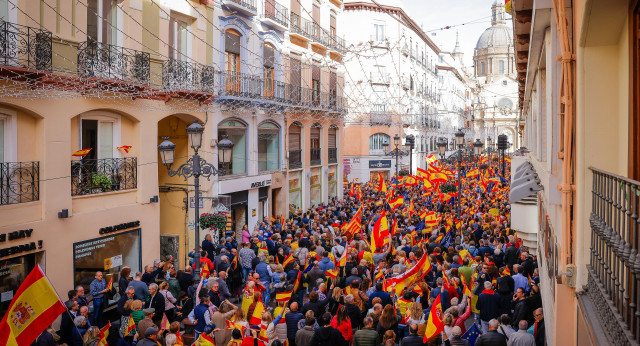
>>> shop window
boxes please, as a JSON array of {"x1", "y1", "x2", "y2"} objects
[
  {"x1": 218, "y1": 119, "x2": 246, "y2": 176},
  {"x1": 369, "y1": 133, "x2": 390, "y2": 155},
  {"x1": 225, "y1": 29, "x2": 242, "y2": 92},
  {"x1": 258, "y1": 121, "x2": 279, "y2": 172},
  {"x1": 87, "y1": 0, "x2": 119, "y2": 44},
  {"x1": 73, "y1": 229, "x2": 141, "y2": 300},
  {"x1": 289, "y1": 170, "x2": 302, "y2": 209},
  {"x1": 328, "y1": 165, "x2": 337, "y2": 199},
  {"x1": 310, "y1": 167, "x2": 321, "y2": 207}
]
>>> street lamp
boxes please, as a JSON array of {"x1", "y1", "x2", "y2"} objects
[
  {"x1": 217, "y1": 135, "x2": 234, "y2": 172},
  {"x1": 158, "y1": 120, "x2": 229, "y2": 283},
  {"x1": 383, "y1": 134, "x2": 410, "y2": 177},
  {"x1": 473, "y1": 139, "x2": 483, "y2": 158},
  {"x1": 404, "y1": 134, "x2": 415, "y2": 174},
  {"x1": 454, "y1": 129, "x2": 465, "y2": 216},
  {"x1": 437, "y1": 139, "x2": 447, "y2": 160}
]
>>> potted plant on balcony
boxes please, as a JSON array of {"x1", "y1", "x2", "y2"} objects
[
  {"x1": 91, "y1": 172, "x2": 112, "y2": 193},
  {"x1": 199, "y1": 212, "x2": 228, "y2": 245}
]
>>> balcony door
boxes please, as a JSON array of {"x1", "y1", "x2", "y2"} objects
[
  {"x1": 225, "y1": 29, "x2": 242, "y2": 94},
  {"x1": 264, "y1": 43, "x2": 275, "y2": 98},
  {"x1": 81, "y1": 119, "x2": 116, "y2": 161},
  {"x1": 87, "y1": 0, "x2": 120, "y2": 45}
]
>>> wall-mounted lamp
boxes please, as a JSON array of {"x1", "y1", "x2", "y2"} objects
[
  {"x1": 58, "y1": 209, "x2": 69, "y2": 218},
  {"x1": 150, "y1": 195, "x2": 159, "y2": 203}
]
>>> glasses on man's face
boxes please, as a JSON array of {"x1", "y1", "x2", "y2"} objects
[{"x1": 534, "y1": 314, "x2": 542, "y2": 317}]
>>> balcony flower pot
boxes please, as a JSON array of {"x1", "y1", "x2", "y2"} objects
[{"x1": 91, "y1": 172, "x2": 112, "y2": 193}]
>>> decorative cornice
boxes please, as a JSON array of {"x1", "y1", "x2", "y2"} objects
[
  {"x1": 259, "y1": 30, "x2": 284, "y2": 44},
  {"x1": 218, "y1": 15, "x2": 251, "y2": 32},
  {"x1": 344, "y1": 2, "x2": 440, "y2": 54}
]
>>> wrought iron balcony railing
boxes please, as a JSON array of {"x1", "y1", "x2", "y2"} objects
[
  {"x1": 0, "y1": 161, "x2": 39, "y2": 205},
  {"x1": 290, "y1": 13, "x2": 313, "y2": 38},
  {"x1": 588, "y1": 167, "x2": 640, "y2": 345},
  {"x1": 71, "y1": 158, "x2": 137, "y2": 196},
  {"x1": 223, "y1": 0, "x2": 258, "y2": 15},
  {"x1": 0, "y1": 21, "x2": 52, "y2": 71},
  {"x1": 369, "y1": 35, "x2": 389, "y2": 48},
  {"x1": 371, "y1": 104, "x2": 386, "y2": 114},
  {"x1": 78, "y1": 39, "x2": 150, "y2": 85},
  {"x1": 162, "y1": 58, "x2": 215, "y2": 93},
  {"x1": 262, "y1": 0, "x2": 289, "y2": 28},
  {"x1": 328, "y1": 148, "x2": 337, "y2": 164},
  {"x1": 310, "y1": 23, "x2": 330, "y2": 47},
  {"x1": 218, "y1": 71, "x2": 262, "y2": 99},
  {"x1": 310, "y1": 148, "x2": 321, "y2": 166},
  {"x1": 288, "y1": 149, "x2": 302, "y2": 170},
  {"x1": 370, "y1": 113, "x2": 392, "y2": 126}
]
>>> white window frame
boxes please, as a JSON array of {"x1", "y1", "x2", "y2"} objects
[
  {"x1": 373, "y1": 22, "x2": 385, "y2": 41},
  {"x1": 170, "y1": 12, "x2": 193, "y2": 60},
  {"x1": 78, "y1": 112, "x2": 121, "y2": 159},
  {"x1": 0, "y1": 108, "x2": 17, "y2": 163},
  {"x1": 90, "y1": 0, "x2": 124, "y2": 45}
]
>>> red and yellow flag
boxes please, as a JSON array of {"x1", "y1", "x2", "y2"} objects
[
  {"x1": 201, "y1": 262, "x2": 211, "y2": 279},
  {"x1": 388, "y1": 196, "x2": 404, "y2": 209},
  {"x1": 117, "y1": 145, "x2": 132, "y2": 153},
  {"x1": 124, "y1": 315, "x2": 136, "y2": 336},
  {"x1": 0, "y1": 265, "x2": 66, "y2": 346},
  {"x1": 72, "y1": 148, "x2": 92, "y2": 157},
  {"x1": 417, "y1": 167, "x2": 429, "y2": 179},
  {"x1": 466, "y1": 168, "x2": 480, "y2": 178},
  {"x1": 97, "y1": 321, "x2": 110, "y2": 346},
  {"x1": 196, "y1": 333, "x2": 216, "y2": 346},
  {"x1": 176, "y1": 330, "x2": 184, "y2": 345},
  {"x1": 371, "y1": 211, "x2": 390, "y2": 252},
  {"x1": 249, "y1": 301, "x2": 265, "y2": 325},
  {"x1": 343, "y1": 205, "x2": 363, "y2": 236},
  {"x1": 226, "y1": 319, "x2": 247, "y2": 335},
  {"x1": 385, "y1": 254, "x2": 432, "y2": 295},
  {"x1": 282, "y1": 254, "x2": 294, "y2": 268},
  {"x1": 159, "y1": 313, "x2": 169, "y2": 332},
  {"x1": 378, "y1": 172, "x2": 387, "y2": 192},
  {"x1": 423, "y1": 294, "x2": 444, "y2": 342},
  {"x1": 275, "y1": 289, "x2": 293, "y2": 302},
  {"x1": 326, "y1": 268, "x2": 339, "y2": 279},
  {"x1": 106, "y1": 276, "x2": 113, "y2": 291}
]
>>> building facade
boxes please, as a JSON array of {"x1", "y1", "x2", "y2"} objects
[
  {"x1": 341, "y1": 0, "x2": 444, "y2": 182},
  {"x1": 511, "y1": 0, "x2": 640, "y2": 345},
  {"x1": 0, "y1": 0, "x2": 346, "y2": 318}
]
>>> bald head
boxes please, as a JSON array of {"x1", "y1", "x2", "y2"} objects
[{"x1": 290, "y1": 302, "x2": 299, "y2": 311}]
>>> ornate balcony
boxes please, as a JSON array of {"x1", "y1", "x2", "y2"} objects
[
  {"x1": 290, "y1": 13, "x2": 312, "y2": 41},
  {"x1": 223, "y1": 0, "x2": 257, "y2": 16},
  {"x1": 310, "y1": 148, "x2": 321, "y2": 166},
  {"x1": 0, "y1": 161, "x2": 39, "y2": 205},
  {"x1": 261, "y1": 0, "x2": 289, "y2": 31},
  {"x1": 370, "y1": 35, "x2": 389, "y2": 49},
  {"x1": 217, "y1": 71, "x2": 262, "y2": 101},
  {"x1": 78, "y1": 39, "x2": 150, "y2": 85},
  {"x1": 288, "y1": 149, "x2": 302, "y2": 170},
  {"x1": 310, "y1": 24, "x2": 330, "y2": 50},
  {"x1": 71, "y1": 158, "x2": 137, "y2": 196},
  {"x1": 162, "y1": 59, "x2": 215, "y2": 93},
  {"x1": 0, "y1": 21, "x2": 52, "y2": 71},
  {"x1": 328, "y1": 148, "x2": 337, "y2": 164},
  {"x1": 586, "y1": 167, "x2": 640, "y2": 345}
]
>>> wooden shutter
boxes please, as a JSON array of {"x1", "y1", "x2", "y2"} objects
[
  {"x1": 328, "y1": 128, "x2": 337, "y2": 148},
  {"x1": 312, "y1": 65, "x2": 320, "y2": 81},
  {"x1": 312, "y1": 3, "x2": 320, "y2": 23},
  {"x1": 264, "y1": 44, "x2": 274, "y2": 68},
  {"x1": 289, "y1": 125, "x2": 301, "y2": 150},
  {"x1": 225, "y1": 30, "x2": 241, "y2": 54},
  {"x1": 290, "y1": 58, "x2": 301, "y2": 87},
  {"x1": 330, "y1": 71, "x2": 337, "y2": 91},
  {"x1": 291, "y1": 0, "x2": 300, "y2": 15}
]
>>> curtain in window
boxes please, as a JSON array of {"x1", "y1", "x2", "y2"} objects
[{"x1": 99, "y1": 122, "x2": 113, "y2": 159}]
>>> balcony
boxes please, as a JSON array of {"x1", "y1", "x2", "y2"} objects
[
  {"x1": 71, "y1": 158, "x2": 137, "y2": 196},
  {"x1": 371, "y1": 72, "x2": 390, "y2": 85},
  {"x1": 328, "y1": 148, "x2": 337, "y2": 164},
  {"x1": 0, "y1": 161, "x2": 39, "y2": 205},
  {"x1": 290, "y1": 13, "x2": 312, "y2": 41},
  {"x1": 328, "y1": 35, "x2": 346, "y2": 55},
  {"x1": 0, "y1": 21, "x2": 52, "y2": 71},
  {"x1": 310, "y1": 24, "x2": 330, "y2": 50},
  {"x1": 223, "y1": 0, "x2": 257, "y2": 16},
  {"x1": 217, "y1": 71, "x2": 262, "y2": 101},
  {"x1": 162, "y1": 58, "x2": 215, "y2": 93},
  {"x1": 261, "y1": 0, "x2": 289, "y2": 31},
  {"x1": 310, "y1": 148, "x2": 321, "y2": 166},
  {"x1": 370, "y1": 113, "x2": 392, "y2": 126},
  {"x1": 288, "y1": 149, "x2": 302, "y2": 170},
  {"x1": 585, "y1": 168, "x2": 640, "y2": 345},
  {"x1": 78, "y1": 39, "x2": 150, "y2": 85},
  {"x1": 370, "y1": 35, "x2": 389, "y2": 49}
]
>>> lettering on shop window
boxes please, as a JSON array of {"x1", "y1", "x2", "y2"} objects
[{"x1": 99, "y1": 221, "x2": 140, "y2": 235}]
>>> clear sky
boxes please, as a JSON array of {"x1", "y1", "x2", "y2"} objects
[{"x1": 401, "y1": 0, "x2": 502, "y2": 68}]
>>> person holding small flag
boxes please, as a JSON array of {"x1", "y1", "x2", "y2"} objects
[{"x1": 89, "y1": 271, "x2": 110, "y2": 328}]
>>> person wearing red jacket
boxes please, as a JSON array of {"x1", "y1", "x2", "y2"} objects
[{"x1": 330, "y1": 305, "x2": 353, "y2": 343}]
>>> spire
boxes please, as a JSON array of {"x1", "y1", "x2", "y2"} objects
[
  {"x1": 491, "y1": 1, "x2": 507, "y2": 26},
  {"x1": 453, "y1": 31, "x2": 461, "y2": 53}
]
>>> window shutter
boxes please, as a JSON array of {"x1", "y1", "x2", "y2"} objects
[
  {"x1": 330, "y1": 72, "x2": 337, "y2": 90},
  {"x1": 264, "y1": 44, "x2": 274, "y2": 68},
  {"x1": 312, "y1": 65, "x2": 320, "y2": 81},
  {"x1": 289, "y1": 125, "x2": 301, "y2": 150},
  {"x1": 225, "y1": 31, "x2": 241, "y2": 55},
  {"x1": 328, "y1": 128, "x2": 337, "y2": 148}
]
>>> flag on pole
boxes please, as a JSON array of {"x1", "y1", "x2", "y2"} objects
[
  {"x1": 0, "y1": 265, "x2": 66, "y2": 346},
  {"x1": 117, "y1": 145, "x2": 132, "y2": 153},
  {"x1": 106, "y1": 276, "x2": 113, "y2": 291},
  {"x1": 275, "y1": 289, "x2": 293, "y2": 302},
  {"x1": 159, "y1": 313, "x2": 169, "y2": 332},
  {"x1": 388, "y1": 196, "x2": 404, "y2": 209},
  {"x1": 422, "y1": 294, "x2": 444, "y2": 342},
  {"x1": 378, "y1": 172, "x2": 387, "y2": 192},
  {"x1": 72, "y1": 148, "x2": 92, "y2": 157},
  {"x1": 124, "y1": 315, "x2": 136, "y2": 336},
  {"x1": 97, "y1": 321, "x2": 110, "y2": 346},
  {"x1": 371, "y1": 211, "x2": 390, "y2": 252}
]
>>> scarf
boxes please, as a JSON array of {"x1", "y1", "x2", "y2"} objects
[
  {"x1": 534, "y1": 321, "x2": 539, "y2": 338},
  {"x1": 480, "y1": 289, "x2": 495, "y2": 295}
]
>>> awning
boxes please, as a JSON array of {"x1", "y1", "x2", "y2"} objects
[{"x1": 509, "y1": 161, "x2": 543, "y2": 204}]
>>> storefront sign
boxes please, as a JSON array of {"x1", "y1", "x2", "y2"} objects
[
  {"x1": 369, "y1": 160, "x2": 392, "y2": 168},
  {"x1": 0, "y1": 229, "x2": 34, "y2": 243},
  {"x1": 99, "y1": 221, "x2": 140, "y2": 235},
  {"x1": 219, "y1": 174, "x2": 273, "y2": 194},
  {"x1": 0, "y1": 228, "x2": 43, "y2": 258}
]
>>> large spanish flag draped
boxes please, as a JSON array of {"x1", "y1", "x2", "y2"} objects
[
  {"x1": 378, "y1": 172, "x2": 388, "y2": 192},
  {"x1": 371, "y1": 211, "x2": 390, "y2": 252},
  {"x1": 385, "y1": 253, "x2": 432, "y2": 295},
  {"x1": 343, "y1": 205, "x2": 363, "y2": 236},
  {"x1": 423, "y1": 294, "x2": 444, "y2": 342},
  {"x1": 0, "y1": 265, "x2": 66, "y2": 346},
  {"x1": 388, "y1": 196, "x2": 404, "y2": 209}
]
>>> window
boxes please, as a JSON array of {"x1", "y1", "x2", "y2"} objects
[
  {"x1": 80, "y1": 116, "x2": 119, "y2": 160},
  {"x1": 310, "y1": 167, "x2": 321, "y2": 206},
  {"x1": 312, "y1": 66, "x2": 320, "y2": 105},
  {"x1": 169, "y1": 13, "x2": 191, "y2": 60},
  {"x1": 330, "y1": 10, "x2": 337, "y2": 40},
  {"x1": 374, "y1": 23, "x2": 385, "y2": 41},
  {"x1": 87, "y1": 0, "x2": 119, "y2": 44},
  {"x1": 499, "y1": 60, "x2": 505, "y2": 74},
  {"x1": 0, "y1": 0, "x2": 7, "y2": 21},
  {"x1": 264, "y1": 43, "x2": 275, "y2": 98},
  {"x1": 225, "y1": 29, "x2": 241, "y2": 92},
  {"x1": 289, "y1": 57, "x2": 302, "y2": 103},
  {"x1": 369, "y1": 133, "x2": 390, "y2": 155},
  {"x1": 218, "y1": 120, "x2": 246, "y2": 175},
  {"x1": 310, "y1": 124, "x2": 321, "y2": 165},
  {"x1": 481, "y1": 62, "x2": 485, "y2": 75},
  {"x1": 258, "y1": 122, "x2": 279, "y2": 172}
]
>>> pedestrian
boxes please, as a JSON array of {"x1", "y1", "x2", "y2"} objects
[
  {"x1": 507, "y1": 321, "x2": 535, "y2": 346},
  {"x1": 474, "y1": 319, "x2": 507, "y2": 346},
  {"x1": 89, "y1": 271, "x2": 109, "y2": 327}
]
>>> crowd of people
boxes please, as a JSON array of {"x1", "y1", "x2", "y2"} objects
[{"x1": 46, "y1": 156, "x2": 546, "y2": 346}]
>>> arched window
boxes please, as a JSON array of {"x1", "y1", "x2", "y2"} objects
[
  {"x1": 218, "y1": 119, "x2": 246, "y2": 175},
  {"x1": 258, "y1": 121, "x2": 279, "y2": 172},
  {"x1": 328, "y1": 126, "x2": 338, "y2": 164},
  {"x1": 263, "y1": 43, "x2": 275, "y2": 98},
  {"x1": 310, "y1": 123, "x2": 321, "y2": 166},
  {"x1": 225, "y1": 29, "x2": 241, "y2": 92},
  {"x1": 499, "y1": 60, "x2": 505, "y2": 74},
  {"x1": 481, "y1": 62, "x2": 485, "y2": 75},
  {"x1": 369, "y1": 133, "x2": 390, "y2": 155}
]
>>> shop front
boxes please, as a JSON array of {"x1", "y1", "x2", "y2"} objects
[
  {"x1": 310, "y1": 167, "x2": 322, "y2": 207},
  {"x1": 289, "y1": 171, "x2": 302, "y2": 211},
  {"x1": 218, "y1": 174, "x2": 272, "y2": 234}
]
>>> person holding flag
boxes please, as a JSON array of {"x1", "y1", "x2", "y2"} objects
[{"x1": 89, "y1": 271, "x2": 111, "y2": 328}]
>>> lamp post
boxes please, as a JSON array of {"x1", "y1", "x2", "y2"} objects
[
  {"x1": 437, "y1": 139, "x2": 447, "y2": 160},
  {"x1": 497, "y1": 134, "x2": 508, "y2": 177},
  {"x1": 486, "y1": 136, "x2": 493, "y2": 171},
  {"x1": 158, "y1": 120, "x2": 231, "y2": 283},
  {"x1": 454, "y1": 129, "x2": 465, "y2": 215},
  {"x1": 405, "y1": 134, "x2": 415, "y2": 174},
  {"x1": 383, "y1": 134, "x2": 409, "y2": 177},
  {"x1": 473, "y1": 139, "x2": 483, "y2": 161}
]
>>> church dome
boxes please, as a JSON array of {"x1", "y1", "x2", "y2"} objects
[{"x1": 475, "y1": 25, "x2": 513, "y2": 50}]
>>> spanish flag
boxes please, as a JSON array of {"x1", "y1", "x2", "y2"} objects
[
  {"x1": 124, "y1": 315, "x2": 136, "y2": 336},
  {"x1": 326, "y1": 268, "x2": 339, "y2": 279},
  {"x1": 378, "y1": 172, "x2": 387, "y2": 192},
  {"x1": 466, "y1": 168, "x2": 479, "y2": 178},
  {"x1": 0, "y1": 265, "x2": 66, "y2": 346},
  {"x1": 388, "y1": 196, "x2": 404, "y2": 209},
  {"x1": 404, "y1": 176, "x2": 418, "y2": 186},
  {"x1": 276, "y1": 289, "x2": 293, "y2": 302},
  {"x1": 270, "y1": 216, "x2": 276, "y2": 223},
  {"x1": 117, "y1": 145, "x2": 132, "y2": 153},
  {"x1": 502, "y1": 267, "x2": 511, "y2": 276},
  {"x1": 426, "y1": 154, "x2": 438, "y2": 165},
  {"x1": 337, "y1": 246, "x2": 349, "y2": 267},
  {"x1": 385, "y1": 254, "x2": 432, "y2": 295},
  {"x1": 292, "y1": 270, "x2": 302, "y2": 292},
  {"x1": 416, "y1": 167, "x2": 429, "y2": 179},
  {"x1": 201, "y1": 262, "x2": 211, "y2": 279},
  {"x1": 72, "y1": 148, "x2": 92, "y2": 157},
  {"x1": 159, "y1": 313, "x2": 169, "y2": 332},
  {"x1": 423, "y1": 294, "x2": 444, "y2": 342},
  {"x1": 371, "y1": 211, "x2": 390, "y2": 252},
  {"x1": 282, "y1": 253, "x2": 294, "y2": 268},
  {"x1": 97, "y1": 321, "x2": 110, "y2": 346},
  {"x1": 375, "y1": 268, "x2": 384, "y2": 281},
  {"x1": 424, "y1": 211, "x2": 437, "y2": 226},
  {"x1": 106, "y1": 276, "x2": 113, "y2": 291},
  {"x1": 195, "y1": 333, "x2": 216, "y2": 346},
  {"x1": 176, "y1": 330, "x2": 184, "y2": 345},
  {"x1": 226, "y1": 319, "x2": 247, "y2": 335},
  {"x1": 249, "y1": 301, "x2": 265, "y2": 325}
]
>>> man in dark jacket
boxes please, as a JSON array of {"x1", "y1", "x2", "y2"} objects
[
  {"x1": 474, "y1": 319, "x2": 507, "y2": 346},
  {"x1": 307, "y1": 263, "x2": 326, "y2": 289},
  {"x1": 301, "y1": 291, "x2": 330, "y2": 318},
  {"x1": 285, "y1": 302, "x2": 304, "y2": 346},
  {"x1": 504, "y1": 242, "x2": 519, "y2": 270},
  {"x1": 142, "y1": 263, "x2": 163, "y2": 285},
  {"x1": 145, "y1": 283, "x2": 165, "y2": 324},
  {"x1": 59, "y1": 300, "x2": 79, "y2": 346},
  {"x1": 533, "y1": 308, "x2": 546, "y2": 346},
  {"x1": 400, "y1": 324, "x2": 424, "y2": 346},
  {"x1": 344, "y1": 294, "x2": 363, "y2": 328},
  {"x1": 309, "y1": 312, "x2": 348, "y2": 346},
  {"x1": 368, "y1": 282, "x2": 393, "y2": 308},
  {"x1": 510, "y1": 287, "x2": 528, "y2": 329},
  {"x1": 476, "y1": 281, "x2": 500, "y2": 334},
  {"x1": 353, "y1": 316, "x2": 379, "y2": 346},
  {"x1": 202, "y1": 234, "x2": 216, "y2": 261},
  {"x1": 177, "y1": 267, "x2": 194, "y2": 293},
  {"x1": 519, "y1": 252, "x2": 535, "y2": 278}
]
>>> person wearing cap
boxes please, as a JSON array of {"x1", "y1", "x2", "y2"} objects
[
  {"x1": 137, "y1": 308, "x2": 156, "y2": 339},
  {"x1": 189, "y1": 292, "x2": 215, "y2": 340},
  {"x1": 136, "y1": 326, "x2": 160, "y2": 346}
]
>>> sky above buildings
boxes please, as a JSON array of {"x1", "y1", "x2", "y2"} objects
[{"x1": 402, "y1": 0, "x2": 503, "y2": 68}]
